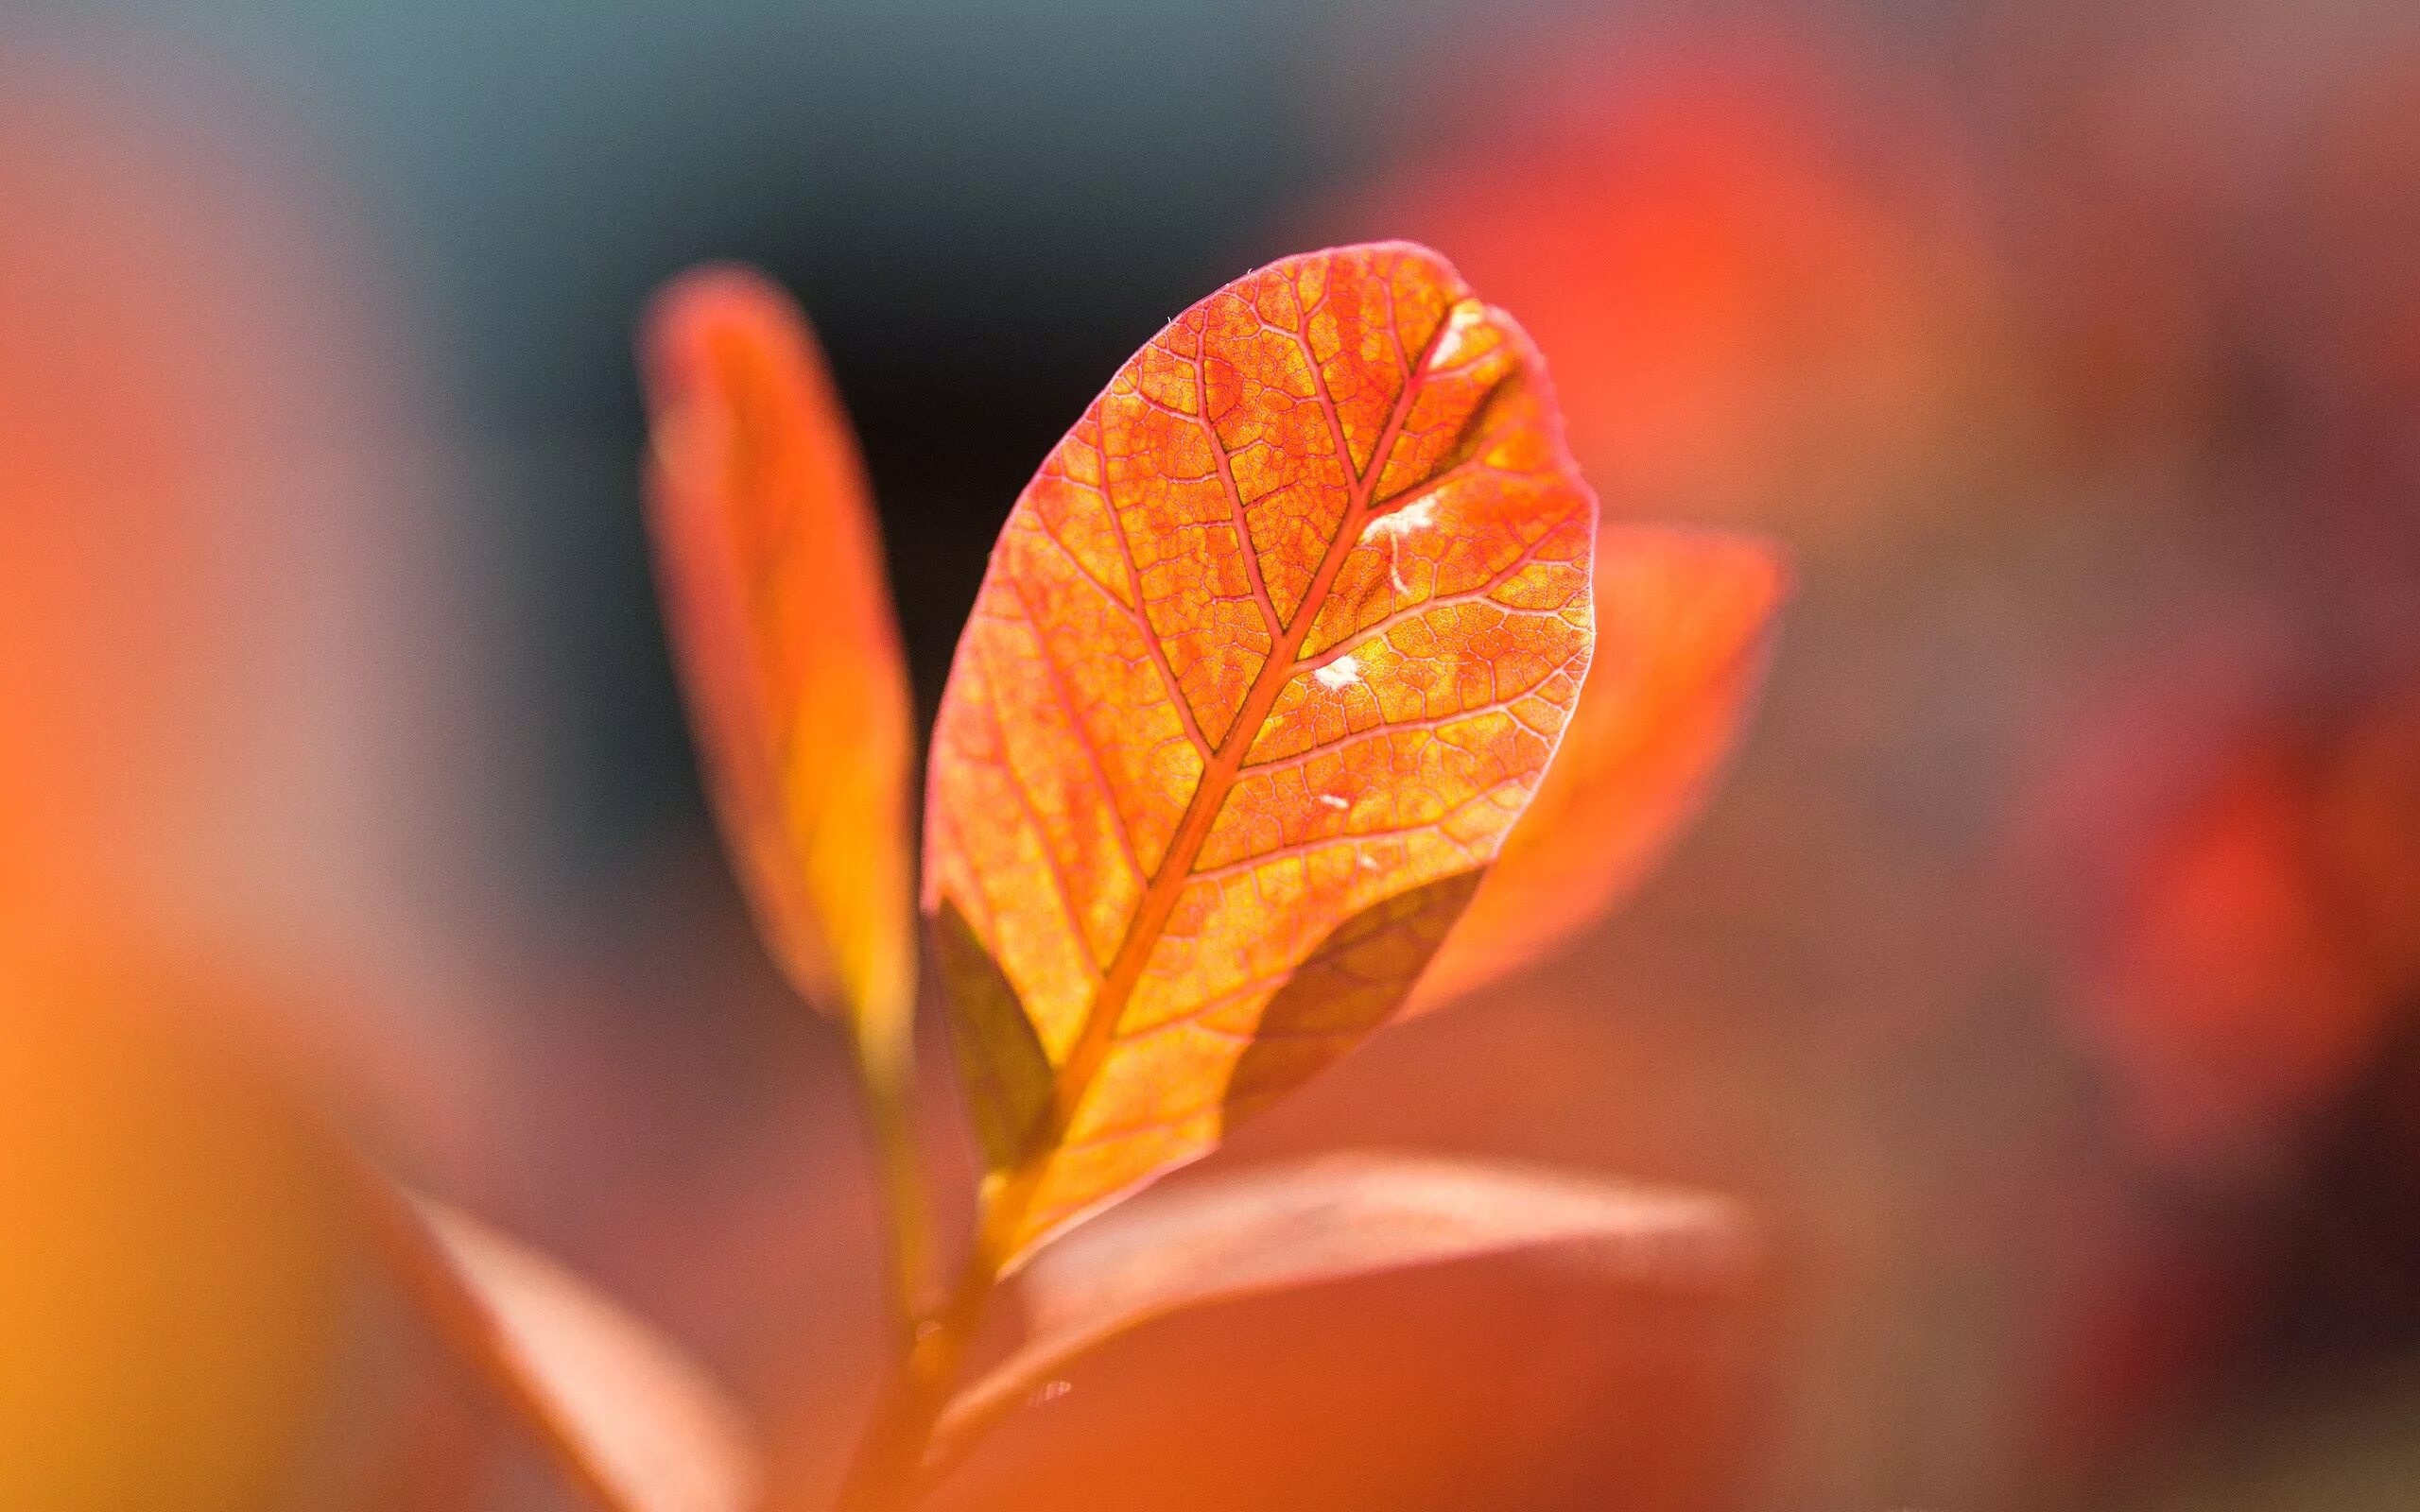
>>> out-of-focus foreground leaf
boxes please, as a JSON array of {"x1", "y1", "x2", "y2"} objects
[
  {"x1": 1409, "y1": 523, "x2": 1788, "y2": 1010},
  {"x1": 0, "y1": 948, "x2": 357, "y2": 1512},
  {"x1": 0, "y1": 924, "x2": 757, "y2": 1512},
  {"x1": 925, "y1": 1152, "x2": 1755, "y2": 1482},
  {"x1": 641, "y1": 266, "x2": 916, "y2": 1036},
  {"x1": 361, "y1": 1181, "x2": 761, "y2": 1512},
  {"x1": 924, "y1": 242, "x2": 1599, "y2": 1262}
]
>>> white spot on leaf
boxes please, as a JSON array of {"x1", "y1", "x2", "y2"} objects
[
  {"x1": 1360, "y1": 495, "x2": 1438, "y2": 543},
  {"x1": 1426, "y1": 300, "x2": 1487, "y2": 372},
  {"x1": 1314, "y1": 656, "x2": 1361, "y2": 691},
  {"x1": 1359, "y1": 496, "x2": 1437, "y2": 594}
]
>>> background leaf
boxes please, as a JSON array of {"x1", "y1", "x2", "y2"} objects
[
  {"x1": 1410, "y1": 523, "x2": 1789, "y2": 1011},
  {"x1": 363, "y1": 1182, "x2": 761, "y2": 1512},
  {"x1": 925, "y1": 1152, "x2": 1756, "y2": 1485},
  {"x1": 923, "y1": 242, "x2": 1599, "y2": 1261},
  {"x1": 640, "y1": 266, "x2": 916, "y2": 1033}
]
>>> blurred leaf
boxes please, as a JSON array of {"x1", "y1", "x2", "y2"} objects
[
  {"x1": 923, "y1": 242, "x2": 1599, "y2": 1262},
  {"x1": 641, "y1": 266, "x2": 916, "y2": 1037},
  {"x1": 926, "y1": 1152, "x2": 1754, "y2": 1482},
  {"x1": 362, "y1": 1182, "x2": 760, "y2": 1512},
  {"x1": 1410, "y1": 524, "x2": 1787, "y2": 1010},
  {"x1": 1334, "y1": 43, "x2": 1996, "y2": 533},
  {"x1": 2044, "y1": 686, "x2": 2420, "y2": 1170},
  {"x1": 0, "y1": 951, "x2": 356, "y2": 1512}
]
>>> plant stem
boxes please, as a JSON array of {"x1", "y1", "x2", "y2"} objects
[
  {"x1": 846, "y1": 998, "x2": 936, "y2": 1349},
  {"x1": 831, "y1": 1106, "x2": 1073, "y2": 1509},
  {"x1": 830, "y1": 1242, "x2": 1001, "y2": 1512}
]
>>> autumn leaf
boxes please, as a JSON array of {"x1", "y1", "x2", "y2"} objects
[
  {"x1": 1409, "y1": 522, "x2": 1788, "y2": 1011},
  {"x1": 924, "y1": 242, "x2": 1598, "y2": 1263},
  {"x1": 922, "y1": 1152, "x2": 1754, "y2": 1486},
  {"x1": 641, "y1": 266, "x2": 936, "y2": 1328},
  {"x1": 358, "y1": 1177, "x2": 760, "y2": 1512},
  {"x1": 640, "y1": 265, "x2": 916, "y2": 1039}
]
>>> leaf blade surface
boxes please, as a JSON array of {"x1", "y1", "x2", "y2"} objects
[
  {"x1": 366, "y1": 1184, "x2": 761, "y2": 1512},
  {"x1": 926, "y1": 1153, "x2": 1755, "y2": 1478},
  {"x1": 641, "y1": 266, "x2": 915, "y2": 1031},
  {"x1": 925, "y1": 242, "x2": 1598, "y2": 1259}
]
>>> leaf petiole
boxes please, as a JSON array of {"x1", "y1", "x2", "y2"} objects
[{"x1": 844, "y1": 994, "x2": 939, "y2": 1349}]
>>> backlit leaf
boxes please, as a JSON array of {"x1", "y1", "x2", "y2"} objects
[
  {"x1": 925, "y1": 242, "x2": 1598, "y2": 1261},
  {"x1": 1409, "y1": 523, "x2": 1788, "y2": 1010},
  {"x1": 361, "y1": 1180, "x2": 760, "y2": 1512},
  {"x1": 925, "y1": 1153, "x2": 1755, "y2": 1481},
  {"x1": 641, "y1": 266, "x2": 916, "y2": 1033}
]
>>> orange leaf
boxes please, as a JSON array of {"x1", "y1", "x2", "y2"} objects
[
  {"x1": 361, "y1": 1180, "x2": 760, "y2": 1512},
  {"x1": 924, "y1": 1153, "x2": 1754, "y2": 1484},
  {"x1": 1409, "y1": 523, "x2": 1788, "y2": 1010},
  {"x1": 924, "y1": 242, "x2": 1598, "y2": 1261},
  {"x1": 641, "y1": 266, "x2": 916, "y2": 1033}
]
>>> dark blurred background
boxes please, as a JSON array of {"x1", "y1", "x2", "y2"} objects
[
  {"x1": 13, "y1": 0, "x2": 1479, "y2": 884},
  {"x1": 5, "y1": 0, "x2": 2418, "y2": 1508}
]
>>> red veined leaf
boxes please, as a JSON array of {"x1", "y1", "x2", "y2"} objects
[
  {"x1": 923, "y1": 242, "x2": 1599, "y2": 1262},
  {"x1": 359, "y1": 1179, "x2": 760, "y2": 1512},
  {"x1": 1409, "y1": 523, "x2": 1787, "y2": 1011},
  {"x1": 922, "y1": 1152, "x2": 1755, "y2": 1486},
  {"x1": 640, "y1": 266, "x2": 916, "y2": 1038}
]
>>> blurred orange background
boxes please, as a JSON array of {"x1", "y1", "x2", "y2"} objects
[{"x1": 4, "y1": 2, "x2": 2417, "y2": 1507}]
